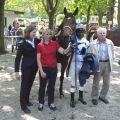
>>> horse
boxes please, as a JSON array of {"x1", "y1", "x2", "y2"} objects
[
  {"x1": 107, "y1": 30, "x2": 120, "y2": 46},
  {"x1": 55, "y1": 7, "x2": 78, "y2": 97}
]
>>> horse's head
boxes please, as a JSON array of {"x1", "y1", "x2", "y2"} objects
[
  {"x1": 56, "y1": 7, "x2": 78, "y2": 48},
  {"x1": 62, "y1": 7, "x2": 78, "y2": 36}
]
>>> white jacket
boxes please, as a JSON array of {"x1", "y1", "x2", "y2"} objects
[{"x1": 90, "y1": 38, "x2": 115, "y2": 71}]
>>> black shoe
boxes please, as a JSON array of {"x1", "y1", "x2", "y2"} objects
[
  {"x1": 38, "y1": 103, "x2": 44, "y2": 111},
  {"x1": 99, "y1": 97, "x2": 109, "y2": 104},
  {"x1": 70, "y1": 100, "x2": 75, "y2": 108},
  {"x1": 49, "y1": 103, "x2": 57, "y2": 111},
  {"x1": 27, "y1": 102, "x2": 33, "y2": 106},
  {"x1": 92, "y1": 99, "x2": 98, "y2": 105},
  {"x1": 22, "y1": 107, "x2": 31, "y2": 114},
  {"x1": 78, "y1": 98, "x2": 87, "y2": 105}
]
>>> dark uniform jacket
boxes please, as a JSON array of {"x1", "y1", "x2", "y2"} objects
[{"x1": 15, "y1": 38, "x2": 40, "y2": 72}]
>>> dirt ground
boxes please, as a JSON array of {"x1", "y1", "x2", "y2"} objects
[{"x1": 0, "y1": 42, "x2": 120, "y2": 120}]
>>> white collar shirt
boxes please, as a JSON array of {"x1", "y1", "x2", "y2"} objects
[{"x1": 26, "y1": 39, "x2": 35, "y2": 48}]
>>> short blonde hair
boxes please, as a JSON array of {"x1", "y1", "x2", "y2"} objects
[
  {"x1": 97, "y1": 27, "x2": 107, "y2": 35},
  {"x1": 42, "y1": 28, "x2": 51, "y2": 36},
  {"x1": 42, "y1": 28, "x2": 52, "y2": 42}
]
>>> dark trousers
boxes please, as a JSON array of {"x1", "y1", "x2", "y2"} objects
[
  {"x1": 20, "y1": 67, "x2": 37, "y2": 109},
  {"x1": 38, "y1": 67, "x2": 57, "y2": 105}
]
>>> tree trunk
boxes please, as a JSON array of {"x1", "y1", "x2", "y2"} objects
[
  {"x1": 106, "y1": 0, "x2": 115, "y2": 28},
  {"x1": 86, "y1": 5, "x2": 91, "y2": 33},
  {"x1": 0, "y1": 0, "x2": 6, "y2": 54},
  {"x1": 42, "y1": 0, "x2": 58, "y2": 30},
  {"x1": 48, "y1": 12, "x2": 55, "y2": 29},
  {"x1": 98, "y1": 13, "x2": 103, "y2": 26},
  {"x1": 118, "y1": 0, "x2": 120, "y2": 30}
]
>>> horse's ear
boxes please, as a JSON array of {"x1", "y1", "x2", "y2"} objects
[
  {"x1": 64, "y1": 7, "x2": 67, "y2": 15},
  {"x1": 73, "y1": 7, "x2": 78, "y2": 16}
]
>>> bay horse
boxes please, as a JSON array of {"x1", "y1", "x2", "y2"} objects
[{"x1": 56, "y1": 7, "x2": 78, "y2": 97}]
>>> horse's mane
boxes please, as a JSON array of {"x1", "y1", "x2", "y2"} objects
[{"x1": 57, "y1": 21, "x2": 64, "y2": 32}]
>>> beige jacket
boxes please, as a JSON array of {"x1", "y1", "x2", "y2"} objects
[{"x1": 90, "y1": 38, "x2": 115, "y2": 71}]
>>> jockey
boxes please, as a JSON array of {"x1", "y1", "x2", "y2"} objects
[{"x1": 69, "y1": 23, "x2": 91, "y2": 107}]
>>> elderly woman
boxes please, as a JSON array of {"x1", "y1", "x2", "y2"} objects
[
  {"x1": 15, "y1": 25, "x2": 40, "y2": 113},
  {"x1": 37, "y1": 28, "x2": 72, "y2": 111},
  {"x1": 90, "y1": 27, "x2": 115, "y2": 105}
]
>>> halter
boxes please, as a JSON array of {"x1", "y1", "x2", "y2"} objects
[{"x1": 63, "y1": 26, "x2": 73, "y2": 33}]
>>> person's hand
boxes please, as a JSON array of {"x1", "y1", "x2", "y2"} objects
[
  {"x1": 40, "y1": 71, "x2": 47, "y2": 78},
  {"x1": 15, "y1": 72, "x2": 21, "y2": 80},
  {"x1": 66, "y1": 43, "x2": 76, "y2": 56},
  {"x1": 70, "y1": 43, "x2": 76, "y2": 49}
]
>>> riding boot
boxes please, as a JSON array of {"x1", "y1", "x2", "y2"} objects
[
  {"x1": 59, "y1": 76, "x2": 64, "y2": 97},
  {"x1": 78, "y1": 90, "x2": 87, "y2": 105},
  {"x1": 70, "y1": 92, "x2": 75, "y2": 108}
]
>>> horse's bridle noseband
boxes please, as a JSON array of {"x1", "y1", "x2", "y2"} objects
[{"x1": 63, "y1": 26, "x2": 73, "y2": 33}]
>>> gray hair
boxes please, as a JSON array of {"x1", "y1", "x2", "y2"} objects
[{"x1": 97, "y1": 27, "x2": 107, "y2": 35}]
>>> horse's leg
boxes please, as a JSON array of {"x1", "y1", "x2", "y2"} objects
[
  {"x1": 59, "y1": 73, "x2": 64, "y2": 97},
  {"x1": 59, "y1": 62, "x2": 67, "y2": 97}
]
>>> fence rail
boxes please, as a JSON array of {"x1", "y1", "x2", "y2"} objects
[{"x1": 4, "y1": 36, "x2": 24, "y2": 52}]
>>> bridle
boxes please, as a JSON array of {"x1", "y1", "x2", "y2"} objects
[{"x1": 63, "y1": 26, "x2": 73, "y2": 33}]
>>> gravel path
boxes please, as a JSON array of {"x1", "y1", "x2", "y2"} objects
[{"x1": 0, "y1": 44, "x2": 120, "y2": 120}]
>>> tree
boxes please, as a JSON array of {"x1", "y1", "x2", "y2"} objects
[
  {"x1": 72, "y1": 0, "x2": 96, "y2": 32},
  {"x1": 5, "y1": 0, "x2": 46, "y2": 18},
  {"x1": 0, "y1": 0, "x2": 6, "y2": 54},
  {"x1": 106, "y1": 0, "x2": 115, "y2": 28},
  {"x1": 42, "y1": 0, "x2": 59, "y2": 29},
  {"x1": 118, "y1": 0, "x2": 120, "y2": 29},
  {"x1": 94, "y1": 0, "x2": 108, "y2": 26}
]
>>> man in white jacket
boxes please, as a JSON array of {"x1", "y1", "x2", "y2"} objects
[{"x1": 90, "y1": 27, "x2": 115, "y2": 105}]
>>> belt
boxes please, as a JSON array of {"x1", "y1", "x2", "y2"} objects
[{"x1": 99, "y1": 60, "x2": 109, "y2": 62}]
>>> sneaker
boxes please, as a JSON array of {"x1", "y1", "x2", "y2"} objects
[
  {"x1": 38, "y1": 103, "x2": 44, "y2": 111},
  {"x1": 49, "y1": 103, "x2": 57, "y2": 111}
]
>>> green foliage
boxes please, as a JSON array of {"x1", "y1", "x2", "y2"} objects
[
  {"x1": 4, "y1": 0, "x2": 114, "y2": 22},
  {"x1": 5, "y1": 0, "x2": 48, "y2": 18}
]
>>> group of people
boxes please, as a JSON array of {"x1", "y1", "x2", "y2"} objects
[
  {"x1": 4, "y1": 21, "x2": 23, "y2": 37},
  {"x1": 14, "y1": 23, "x2": 114, "y2": 114}
]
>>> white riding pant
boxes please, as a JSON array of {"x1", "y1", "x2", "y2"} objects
[{"x1": 69, "y1": 61, "x2": 84, "y2": 92}]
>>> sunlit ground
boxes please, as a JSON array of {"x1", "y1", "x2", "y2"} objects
[{"x1": 0, "y1": 42, "x2": 120, "y2": 120}]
